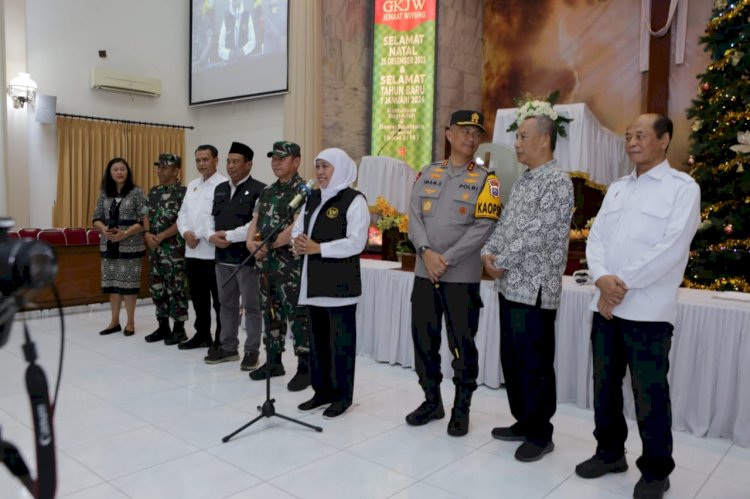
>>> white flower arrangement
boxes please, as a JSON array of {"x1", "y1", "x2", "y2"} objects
[{"x1": 506, "y1": 91, "x2": 573, "y2": 138}]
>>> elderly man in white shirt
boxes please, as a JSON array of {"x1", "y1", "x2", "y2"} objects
[
  {"x1": 176, "y1": 145, "x2": 228, "y2": 350},
  {"x1": 575, "y1": 114, "x2": 700, "y2": 499}
]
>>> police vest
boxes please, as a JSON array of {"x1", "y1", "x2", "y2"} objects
[
  {"x1": 212, "y1": 177, "x2": 265, "y2": 264},
  {"x1": 303, "y1": 188, "x2": 362, "y2": 298}
]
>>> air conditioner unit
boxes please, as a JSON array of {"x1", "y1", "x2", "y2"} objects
[{"x1": 90, "y1": 68, "x2": 162, "y2": 97}]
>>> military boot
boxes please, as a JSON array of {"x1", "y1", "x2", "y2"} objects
[
  {"x1": 249, "y1": 351, "x2": 285, "y2": 380},
  {"x1": 405, "y1": 389, "x2": 444, "y2": 426},
  {"x1": 164, "y1": 320, "x2": 188, "y2": 345},
  {"x1": 145, "y1": 318, "x2": 170, "y2": 343},
  {"x1": 447, "y1": 387, "x2": 472, "y2": 437},
  {"x1": 287, "y1": 353, "x2": 311, "y2": 392}
]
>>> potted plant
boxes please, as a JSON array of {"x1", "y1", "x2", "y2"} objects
[{"x1": 373, "y1": 196, "x2": 415, "y2": 264}]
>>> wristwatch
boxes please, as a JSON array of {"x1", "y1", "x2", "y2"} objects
[{"x1": 418, "y1": 245, "x2": 430, "y2": 256}]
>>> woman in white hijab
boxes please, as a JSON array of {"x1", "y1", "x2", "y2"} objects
[{"x1": 291, "y1": 148, "x2": 369, "y2": 418}]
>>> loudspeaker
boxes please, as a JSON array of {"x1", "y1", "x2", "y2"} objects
[{"x1": 35, "y1": 95, "x2": 57, "y2": 124}]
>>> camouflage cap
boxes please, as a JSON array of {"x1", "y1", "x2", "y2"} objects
[
  {"x1": 267, "y1": 140, "x2": 301, "y2": 158},
  {"x1": 153, "y1": 153, "x2": 181, "y2": 167},
  {"x1": 449, "y1": 110, "x2": 486, "y2": 132}
]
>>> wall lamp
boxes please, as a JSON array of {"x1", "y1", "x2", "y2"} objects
[{"x1": 7, "y1": 72, "x2": 38, "y2": 109}]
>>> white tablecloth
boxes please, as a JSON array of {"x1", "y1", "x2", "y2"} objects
[
  {"x1": 356, "y1": 260, "x2": 750, "y2": 446},
  {"x1": 357, "y1": 156, "x2": 417, "y2": 213},
  {"x1": 492, "y1": 103, "x2": 632, "y2": 185}
]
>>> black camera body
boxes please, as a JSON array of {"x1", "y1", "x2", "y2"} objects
[{"x1": 0, "y1": 218, "x2": 58, "y2": 347}]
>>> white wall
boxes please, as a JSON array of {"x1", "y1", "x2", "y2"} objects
[{"x1": 10, "y1": 0, "x2": 285, "y2": 227}]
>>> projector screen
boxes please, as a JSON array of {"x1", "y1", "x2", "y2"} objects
[{"x1": 190, "y1": 0, "x2": 289, "y2": 106}]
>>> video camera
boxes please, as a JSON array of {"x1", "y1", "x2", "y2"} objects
[
  {"x1": 0, "y1": 217, "x2": 58, "y2": 498},
  {"x1": 0, "y1": 218, "x2": 57, "y2": 346}
]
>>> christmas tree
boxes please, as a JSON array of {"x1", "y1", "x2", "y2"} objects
[{"x1": 685, "y1": 0, "x2": 750, "y2": 292}]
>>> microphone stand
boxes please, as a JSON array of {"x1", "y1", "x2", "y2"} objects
[{"x1": 222, "y1": 207, "x2": 322, "y2": 443}]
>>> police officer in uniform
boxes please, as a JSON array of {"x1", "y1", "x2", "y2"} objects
[
  {"x1": 144, "y1": 153, "x2": 190, "y2": 345},
  {"x1": 405, "y1": 110, "x2": 501, "y2": 436},
  {"x1": 246, "y1": 141, "x2": 311, "y2": 392}
]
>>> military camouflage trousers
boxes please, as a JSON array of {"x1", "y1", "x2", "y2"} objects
[
  {"x1": 259, "y1": 265, "x2": 310, "y2": 356},
  {"x1": 148, "y1": 249, "x2": 189, "y2": 322}
]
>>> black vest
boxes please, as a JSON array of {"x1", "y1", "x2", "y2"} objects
[
  {"x1": 224, "y1": 10, "x2": 251, "y2": 50},
  {"x1": 303, "y1": 188, "x2": 362, "y2": 298},
  {"x1": 212, "y1": 177, "x2": 265, "y2": 264}
]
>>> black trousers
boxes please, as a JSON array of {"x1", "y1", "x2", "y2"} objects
[
  {"x1": 499, "y1": 292, "x2": 557, "y2": 446},
  {"x1": 308, "y1": 304, "x2": 357, "y2": 406},
  {"x1": 591, "y1": 313, "x2": 675, "y2": 481},
  {"x1": 411, "y1": 278, "x2": 482, "y2": 393},
  {"x1": 185, "y1": 258, "x2": 221, "y2": 344}
]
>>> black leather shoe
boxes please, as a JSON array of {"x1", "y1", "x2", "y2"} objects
[
  {"x1": 405, "y1": 402, "x2": 445, "y2": 426},
  {"x1": 123, "y1": 328, "x2": 135, "y2": 337},
  {"x1": 633, "y1": 477, "x2": 670, "y2": 499},
  {"x1": 575, "y1": 454, "x2": 628, "y2": 479},
  {"x1": 446, "y1": 408, "x2": 470, "y2": 437},
  {"x1": 514, "y1": 441, "x2": 554, "y2": 462},
  {"x1": 99, "y1": 324, "x2": 121, "y2": 335},
  {"x1": 178, "y1": 336, "x2": 212, "y2": 350},
  {"x1": 298, "y1": 395, "x2": 332, "y2": 411},
  {"x1": 164, "y1": 331, "x2": 188, "y2": 346},
  {"x1": 491, "y1": 425, "x2": 526, "y2": 441},
  {"x1": 322, "y1": 401, "x2": 351, "y2": 419},
  {"x1": 249, "y1": 362, "x2": 285, "y2": 380}
]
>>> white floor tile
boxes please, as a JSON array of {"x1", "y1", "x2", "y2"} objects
[
  {"x1": 113, "y1": 386, "x2": 223, "y2": 424},
  {"x1": 388, "y1": 481, "x2": 469, "y2": 499},
  {"x1": 347, "y1": 424, "x2": 475, "y2": 479},
  {"x1": 207, "y1": 424, "x2": 339, "y2": 480},
  {"x1": 269, "y1": 451, "x2": 415, "y2": 499},
  {"x1": 109, "y1": 451, "x2": 260, "y2": 499},
  {"x1": 424, "y1": 449, "x2": 568, "y2": 498},
  {"x1": 64, "y1": 425, "x2": 198, "y2": 480},
  {"x1": 61, "y1": 482, "x2": 130, "y2": 499}
]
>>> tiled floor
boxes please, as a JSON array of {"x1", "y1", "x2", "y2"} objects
[{"x1": 1, "y1": 302, "x2": 748, "y2": 498}]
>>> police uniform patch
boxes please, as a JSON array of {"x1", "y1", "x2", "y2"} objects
[
  {"x1": 458, "y1": 205, "x2": 468, "y2": 216},
  {"x1": 326, "y1": 207, "x2": 339, "y2": 219},
  {"x1": 422, "y1": 199, "x2": 433, "y2": 212},
  {"x1": 474, "y1": 173, "x2": 502, "y2": 220},
  {"x1": 488, "y1": 178, "x2": 500, "y2": 198},
  {"x1": 424, "y1": 188, "x2": 438, "y2": 194},
  {"x1": 461, "y1": 192, "x2": 470, "y2": 201}
]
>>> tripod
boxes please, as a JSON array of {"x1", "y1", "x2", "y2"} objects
[{"x1": 222, "y1": 209, "x2": 322, "y2": 442}]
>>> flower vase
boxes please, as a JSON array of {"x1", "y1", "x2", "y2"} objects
[
  {"x1": 397, "y1": 252, "x2": 416, "y2": 271},
  {"x1": 381, "y1": 227, "x2": 400, "y2": 261}
]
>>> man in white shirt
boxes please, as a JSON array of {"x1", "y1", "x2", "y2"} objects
[
  {"x1": 176, "y1": 145, "x2": 228, "y2": 350},
  {"x1": 575, "y1": 114, "x2": 700, "y2": 499}
]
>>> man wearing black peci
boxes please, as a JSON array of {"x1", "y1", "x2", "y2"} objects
[{"x1": 205, "y1": 141, "x2": 265, "y2": 370}]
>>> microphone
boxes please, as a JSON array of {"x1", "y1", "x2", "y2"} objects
[
  {"x1": 288, "y1": 178, "x2": 316, "y2": 212},
  {"x1": 377, "y1": 128, "x2": 402, "y2": 156}
]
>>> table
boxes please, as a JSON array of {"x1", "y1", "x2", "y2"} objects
[
  {"x1": 356, "y1": 260, "x2": 750, "y2": 446},
  {"x1": 492, "y1": 103, "x2": 632, "y2": 185}
]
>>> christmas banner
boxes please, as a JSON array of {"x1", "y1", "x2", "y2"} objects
[{"x1": 370, "y1": 0, "x2": 436, "y2": 170}]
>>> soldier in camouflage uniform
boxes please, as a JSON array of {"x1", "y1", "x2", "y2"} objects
[
  {"x1": 144, "y1": 153, "x2": 190, "y2": 345},
  {"x1": 246, "y1": 141, "x2": 311, "y2": 392}
]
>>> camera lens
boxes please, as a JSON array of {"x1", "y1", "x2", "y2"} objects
[{"x1": 0, "y1": 219, "x2": 58, "y2": 296}]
